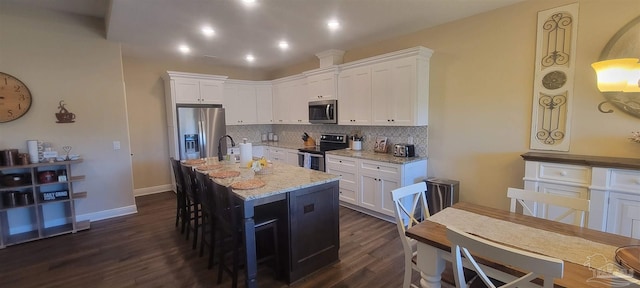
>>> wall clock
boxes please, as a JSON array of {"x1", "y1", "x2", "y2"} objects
[{"x1": 0, "y1": 72, "x2": 33, "y2": 123}]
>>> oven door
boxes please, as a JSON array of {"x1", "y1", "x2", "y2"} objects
[{"x1": 298, "y1": 152, "x2": 325, "y2": 171}]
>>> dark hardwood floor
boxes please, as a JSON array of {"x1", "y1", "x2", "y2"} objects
[{"x1": 0, "y1": 191, "x2": 426, "y2": 288}]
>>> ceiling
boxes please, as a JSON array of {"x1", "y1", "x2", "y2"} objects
[{"x1": 8, "y1": 0, "x2": 525, "y2": 72}]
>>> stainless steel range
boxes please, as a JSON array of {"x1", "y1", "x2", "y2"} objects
[{"x1": 298, "y1": 133, "x2": 349, "y2": 172}]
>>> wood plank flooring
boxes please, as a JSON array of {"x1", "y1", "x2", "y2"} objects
[{"x1": 0, "y1": 192, "x2": 437, "y2": 288}]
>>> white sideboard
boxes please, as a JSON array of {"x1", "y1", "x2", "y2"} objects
[{"x1": 522, "y1": 152, "x2": 640, "y2": 239}]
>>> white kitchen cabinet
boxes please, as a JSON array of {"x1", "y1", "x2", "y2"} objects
[
  {"x1": 272, "y1": 76, "x2": 308, "y2": 124},
  {"x1": 326, "y1": 155, "x2": 358, "y2": 205},
  {"x1": 338, "y1": 66, "x2": 372, "y2": 125},
  {"x1": 325, "y1": 154, "x2": 427, "y2": 222},
  {"x1": 224, "y1": 81, "x2": 272, "y2": 125},
  {"x1": 166, "y1": 72, "x2": 226, "y2": 105},
  {"x1": 285, "y1": 149, "x2": 300, "y2": 166},
  {"x1": 224, "y1": 83, "x2": 257, "y2": 125},
  {"x1": 268, "y1": 147, "x2": 297, "y2": 164},
  {"x1": 371, "y1": 56, "x2": 428, "y2": 126},
  {"x1": 305, "y1": 69, "x2": 338, "y2": 101},
  {"x1": 337, "y1": 46, "x2": 431, "y2": 127},
  {"x1": 256, "y1": 84, "x2": 273, "y2": 124},
  {"x1": 359, "y1": 160, "x2": 401, "y2": 217},
  {"x1": 522, "y1": 152, "x2": 640, "y2": 239}
]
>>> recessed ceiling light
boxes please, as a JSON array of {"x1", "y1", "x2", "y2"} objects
[
  {"x1": 242, "y1": 0, "x2": 256, "y2": 7},
  {"x1": 327, "y1": 19, "x2": 341, "y2": 31},
  {"x1": 278, "y1": 41, "x2": 289, "y2": 50},
  {"x1": 245, "y1": 54, "x2": 255, "y2": 62},
  {"x1": 178, "y1": 44, "x2": 190, "y2": 54},
  {"x1": 201, "y1": 26, "x2": 215, "y2": 37}
]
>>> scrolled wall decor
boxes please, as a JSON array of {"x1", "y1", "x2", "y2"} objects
[{"x1": 530, "y1": 3, "x2": 579, "y2": 151}]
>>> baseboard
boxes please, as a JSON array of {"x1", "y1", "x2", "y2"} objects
[
  {"x1": 134, "y1": 184, "x2": 172, "y2": 197},
  {"x1": 76, "y1": 205, "x2": 138, "y2": 222},
  {"x1": 339, "y1": 201, "x2": 394, "y2": 223}
]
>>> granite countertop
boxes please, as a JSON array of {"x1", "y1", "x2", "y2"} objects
[
  {"x1": 190, "y1": 158, "x2": 339, "y2": 201},
  {"x1": 255, "y1": 141, "x2": 428, "y2": 164},
  {"x1": 521, "y1": 152, "x2": 640, "y2": 170},
  {"x1": 326, "y1": 149, "x2": 428, "y2": 164}
]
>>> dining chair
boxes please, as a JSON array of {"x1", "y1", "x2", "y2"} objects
[
  {"x1": 195, "y1": 170, "x2": 217, "y2": 269},
  {"x1": 211, "y1": 181, "x2": 279, "y2": 288},
  {"x1": 507, "y1": 187, "x2": 590, "y2": 227},
  {"x1": 180, "y1": 164, "x2": 202, "y2": 249},
  {"x1": 391, "y1": 182, "x2": 431, "y2": 288},
  {"x1": 170, "y1": 157, "x2": 187, "y2": 233},
  {"x1": 446, "y1": 226, "x2": 564, "y2": 288}
]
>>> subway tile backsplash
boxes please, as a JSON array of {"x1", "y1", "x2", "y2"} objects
[{"x1": 227, "y1": 124, "x2": 428, "y2": 157}]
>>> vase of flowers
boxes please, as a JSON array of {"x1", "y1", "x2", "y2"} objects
[
  {"x1": 247, "y1": 157, "x2": 271, "y2": 174},
  {"x1": 630, "y1": 131, "x2": 640, "y2": 144}
]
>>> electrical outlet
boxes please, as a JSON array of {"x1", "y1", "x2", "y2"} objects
[{"x1": 113, "y1": 141, "x2": 121, "y2": 150}]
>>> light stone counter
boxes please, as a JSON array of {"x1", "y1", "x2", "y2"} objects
[
  {"x1": 326, "y1": 149, "x2": 428, "y2": 164},
  {"x1": 193, "y1": 158, "x2": 339, "y2": 201}
]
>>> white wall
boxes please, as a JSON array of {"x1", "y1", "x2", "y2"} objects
[{"x1": 0, "y1": 4, "x2": 137, "y2": 219}]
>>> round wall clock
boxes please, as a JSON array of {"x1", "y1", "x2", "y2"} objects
[{"x1": 0, "y1": 72, "x2": 33, "y2": 123}]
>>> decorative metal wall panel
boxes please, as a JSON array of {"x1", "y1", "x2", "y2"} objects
[{"x1": 530, "y1": 3, "x2": 579, "y2": 151}]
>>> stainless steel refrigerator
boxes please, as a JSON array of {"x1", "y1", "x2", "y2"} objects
[{"x1": 176, "y1": 104, "x2": 227, "y2": 160}]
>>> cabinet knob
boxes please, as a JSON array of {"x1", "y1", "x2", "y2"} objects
[{"x1": 377, "y1": 166, "x2": 380, "y2": 169}]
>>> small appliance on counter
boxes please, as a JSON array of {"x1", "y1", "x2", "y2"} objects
[{"x1": 393, "y1": 144, "x2": 415, "y2": 157}]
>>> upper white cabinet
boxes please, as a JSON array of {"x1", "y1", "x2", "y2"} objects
[
  {"x1": 371, "y1": 57, "x2": 428, "y2": 126},
  {"x1": 305, "y1": 68, "x2": 338, "y2": 101},
  {"x1": 223, "y1": 80, "x2": 272, "y2": 125},
  {"x1": 522, "y1": 152, "x2": 640, "y2": 239},
  {"x1": 256, "y1": 84, "x2": 273, "y2": 124},
  {"x1": 272, "y1": 76, "x2": 308, "y2": 124},
  {"x1": 338, "y1": 66, "x2": 372, "y2": 125},
  {"x1": 337, "y1": 46, "x2": 432, "y2": 127},
  {"x1": 165, "y1": 71, "x2": 227, "y2": 105}
]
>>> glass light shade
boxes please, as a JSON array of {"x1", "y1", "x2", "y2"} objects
[{"x1": 591, "y1": 58, "x2": 640, "y2": 92}]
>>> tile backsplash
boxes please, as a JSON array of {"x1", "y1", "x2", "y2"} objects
[{"x1": 227, "y1": 124, "x2": 428, "y2": 157}]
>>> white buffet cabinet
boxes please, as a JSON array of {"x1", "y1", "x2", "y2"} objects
[
  {"x1": 326, "y1": 153, "x2": 427, "y2": 222},
  {"x1": 522, "y1": 152, "x2": 640, "y2": 239}
]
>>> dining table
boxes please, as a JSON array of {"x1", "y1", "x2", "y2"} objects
[{"x1": 405, "y1": 202, "x2": 640, "y2": 288}]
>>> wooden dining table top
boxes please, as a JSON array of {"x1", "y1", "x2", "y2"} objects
[{"x1": 405, "y1": 202, "x2": 640, "y2": 288}]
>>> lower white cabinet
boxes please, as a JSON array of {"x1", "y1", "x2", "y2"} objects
[
  {"x1": 522, "y1": 152, "x2": 640, "y2": 239},
  {"x1": 326, "y1": 155, "x2": 358, "y2": 205},
  {"x1": 326, "y1": 154, "x2": 427, "y2": 222},
  {"x1": 267, "y1": 147, "x2": 297, "y2": 165}
]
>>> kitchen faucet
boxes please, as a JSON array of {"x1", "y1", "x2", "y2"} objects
[{"x1": 218, "y1": 135, "x2": 236, "y2": 161}]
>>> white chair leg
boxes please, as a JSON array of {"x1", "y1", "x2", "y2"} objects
[{"x1": 403, "y1": 257, "x2": 412, "y2": 288}]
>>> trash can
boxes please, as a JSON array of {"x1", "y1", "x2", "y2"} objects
[{"x1": 424, "y1": 177, "x2": 460, "y2": 215}]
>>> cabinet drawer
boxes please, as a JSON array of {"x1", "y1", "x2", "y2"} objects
[
  {"x1": 328, "y1": 168, "x2": 356, "y2": 184},
  {"x1": 326, "y1": 156, "x2": 356, "y2": 167},
  {"x1": 538, "y1": 163, "x2": 590, "y2": 185},
  {"x1": 360, "y1": 161, "x2": 399, "y2": 177},
  {"x1": 609, "y1": 169, "x2": 640, "y2": 193}
]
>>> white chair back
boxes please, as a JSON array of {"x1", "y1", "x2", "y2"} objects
[
  {"x1": 507, "y1": 187, "x2": 590, "y2": 227},
  {"x1": 391, "y1": 182, "x2": 430, "y2": 288},
  {"x1": 447, "y1": 226, "x2": 564, "y2": 288}
]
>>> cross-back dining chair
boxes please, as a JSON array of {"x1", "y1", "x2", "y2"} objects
[
  {"x1": 391, "y1": 182, "x2": 431, "y2": 288},
  {"x1": 446, "y1": 226, "x2": 564, "y2": 288},
  {"x1": 507, "y1": 187, "x2": 590, "y2": 227}
]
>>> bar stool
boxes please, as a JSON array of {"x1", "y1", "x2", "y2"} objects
[
  {"x1": 180, "y1": 164, "x2": 202, "y2": 250},
  {"x1": 211, "y1": 181, "x2": 279, "y2": 288},
  {"x1": 169, "y1": 158, "x2": 187, "y2": 233},
  {"x1": 195, "y1": 170, "x2": 217, "y2": 269}
]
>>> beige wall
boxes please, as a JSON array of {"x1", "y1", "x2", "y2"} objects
[
  {"x1": 124, "y1": 0, "x2": 640, "y2": 209},
  {"x1": 0, "y1": 4, "x2": 136, "y2": 218}
]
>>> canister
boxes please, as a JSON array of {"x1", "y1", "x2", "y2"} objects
[{"x1": 1, "y1": 149, "x2": 19, "y2": 166}]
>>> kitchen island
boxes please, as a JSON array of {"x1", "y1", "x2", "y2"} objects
[{"x1": 195, "y1": 159, "x2": 340, "y2": 287}]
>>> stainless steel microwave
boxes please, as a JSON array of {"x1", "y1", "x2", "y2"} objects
[{"x1": 309, "y1": 100, "x2": 337, "y2": 124}]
